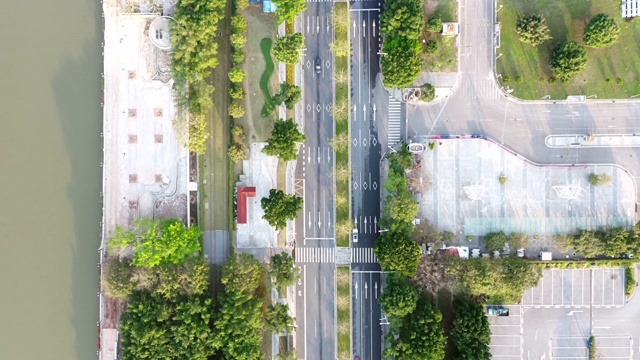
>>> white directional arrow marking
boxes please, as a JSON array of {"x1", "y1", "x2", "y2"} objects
[
  {"x1": 374, "y1": 282, "x2": 378, "y2": 299},
  {"x1": 354, "y1": 217, "x2": 358, "y2": 225},
  {"x1": 362, "y1": 20, "x2": 365, "y2": 37},
  {"x1": 364, "y1": 282, "x2": 368, "y2": 299},
  {"x1": 372, "y1": 21, "x2": 376, "y2": 37},
  {"x1": 318, "y1": 211, "x2": 321, "y2": 228},
  {"x1": 326, "y1": 17, "x2": 329, "y2": 32},
  {"x1": 363, "y1": 104, "x2": 366, "y2": 121},
  {"x1": 374, "y1": 216, "x2": 377, "y2": 228},
  {"x1": 355, "y1": 281, "x2": 358, "y2": 299},
  {"x1": 307, "y1": 16, "x2": 310, "y2": 33},
  {"x1": 308, "y1": 212, "x2": 311, "y2": 229},
  {"x1": 364, "y1": 217, "x2": 368, "y2": 226},
  {"x1": 373, "y1": 104, "x2": 376, "y2": 122},
  {"x1": 352, "y1": 20, "x2": 356, "y2": 36},
  {"x1": 353, "y1": 104, "x2": 356, "y2": 120}
]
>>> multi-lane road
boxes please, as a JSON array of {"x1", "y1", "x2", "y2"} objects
[{"x1": 294, "y1": 1, "x2": 337, "y2": 359}]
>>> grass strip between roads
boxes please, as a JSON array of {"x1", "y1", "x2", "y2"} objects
[{"x1": 337, "y1": 266, "x2": 351, "y2": 360}]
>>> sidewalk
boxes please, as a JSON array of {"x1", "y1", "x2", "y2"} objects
[{"x1": 546, "y1": 134, "x2": 640, "y2": 148}]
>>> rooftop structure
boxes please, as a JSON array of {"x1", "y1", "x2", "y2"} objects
[{"x1": 237, "y1": 186, "x2": 257, "y2": 224}]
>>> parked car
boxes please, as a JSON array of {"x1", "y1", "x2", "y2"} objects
[{"x1": 487, "y1": 306, "x2": 509, "y2": 316}]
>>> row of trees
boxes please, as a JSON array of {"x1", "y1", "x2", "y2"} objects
[
  {"x1": 229, "y1": 13, "x2": 248, "y2": 121},
  {"x1": 170, "y1": 0, "x2": 226, "y2": 153},
  {"x1": 380, "y1": 0, "x2": 424, "y2": 88},
  {"x1": 564, "y1": 227, "x2": 640, "y2": 258},
  {"x1": 514, "y1": 13, "x2": 619, "y2": 82}
]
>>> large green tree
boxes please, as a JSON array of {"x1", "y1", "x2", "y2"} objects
[
  {"x1": 273, "y1": 0, "x2": 307, "y2": 24},
  {"x1": 451, "y1": 297, "x2": 492, "y2": 360},
  {"x1": 270, "y1": 252, "x2": 300, "y2": 287},
  {"x1": 384, "y1": 191, "x2": 419, "y2": 224},
  {"x1": 483, "y1": 231, "x2": 507, "y2": 252},
  {"x1": 109, "y1": 218, "x2": 202, "y2": 268},
  {"x1": 119, "y1": 293, "x2": 216, "y2": 360},
  {"x1": 381, "y1": 38, "x2": 422, "y2": 88},
  {"x1": 385, "y1": 297, "x2": 446, "y2": 360},
  {"x1": 261, "y1": 189, "x2": 303, "y2": 230},
  {"x1": 273, "y1": 33, "x2": 305, "y2": 64},
  {"x1": 380, "y1": 0, "x2": 424, "y2": 39},
  {"x1": 273, "y1": 83, "x2": 302, "y2": 109},
  {"x1": 263, "y1": 118, "x2": 307, "y2": 161},
  {"x1": 266, "y1": 303, "x2": 295, "y2": 333},
  {"x1": 374, "y1": 228, "x2": 422, "y2": 276},
  {"x1": 583, "y1": 13, "x2": 620, "y2": 48},
  {"x1": 549, "y1": 41, "x2": 588, "y2": 82},
  {"x1": 379, "y1": 273, "x2": 418, "y2": 317},
  {"x1": 515, "y1": 15, "x2": 552, "y2": 46},
  {"x1": 214, "y1": 253, "x2": 265, "y2": 360}
]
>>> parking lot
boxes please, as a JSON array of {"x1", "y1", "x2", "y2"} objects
[
  {"x1": 551, "y1": 336, "x2": 633, "y2": 359},
  {"x1": 522, "y1": 268, "x2": 626, "y2": 308},
  {"x1": 488, "y1": 305, "x2": 521, "y2": 359}
]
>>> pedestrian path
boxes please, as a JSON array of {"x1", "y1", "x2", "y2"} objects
[
  {"x1": 388, "y1": 95, "x2": 401, "y2": 145},
  {"x1": 295, "y1": 247, "x2": 335, "y2": 263},
  {"x1": 351, "y1": 247, "x2": 378, "y2": 264}
]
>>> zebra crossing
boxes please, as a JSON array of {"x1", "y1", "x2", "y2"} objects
[
  {"x1": 294, "y1": 246, "x2": 379, "y2": 263},
  {"x1": 465, "y1": 80, "x2": 500, "y2": 100},
  {"x1": 351, "y1": 247, "x2": 378, "y2": 264},
  {"x1": 388, "y1": 95, "x2": 401, "y2": 145},
  {"x1": 295, "y1": 247, "x2": 335, "y2": 263}
]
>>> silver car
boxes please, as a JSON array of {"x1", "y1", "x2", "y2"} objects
[{"x1": 352, "y1": 228, "x2": 358, "y2": 243}]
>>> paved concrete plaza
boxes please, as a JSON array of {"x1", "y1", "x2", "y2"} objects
[
  {"x1": 418, "y1": 138, "x2": 636, "y2": 237},
  {"x1": 523, "y1": 268, "x2": 626, "y2": 309}
]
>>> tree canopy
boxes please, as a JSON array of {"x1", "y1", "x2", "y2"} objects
[
  {"x1": 381, "y1": 38, "x2": 422, "y2": 88},
  {"x1": 420, "y1": 83, "x2": 435, "y2": 102},
  {"x1": 583, "y1": 13, "x2": 620, "y2": 48},
  {"x1": 549, "y1": 41, "x2": 588, "y2": 82},
  {"x1": 109, "y1": 218, "x2": 202, "y2": 268},
  {"x1": 568, "y1": 228, "x2": 639, "y2": 258},
  {"x1": 266, "y1": 303, "x2": 295, "y2": 333},
  {"x1": 263, "y1": 118, "x2": 306, "y2": 161},
  {"x1": 384, "y1": 297, "x2": 446, "y2": 360},
  {"x1": 515, "y1": 15, "x2": 552, "y2": 46},
  {"x1": 261, "y1": 189, "x2": 303, "y2": 230},
  {"x1": 380, "y1": 0, "x2": 424, "y2": 39},
  {"x1": 379, "y1": 274, "x2": 419, "y2": 317},
  {"x1": 273, "y1": 83, "x2": 302, "y2": 109},
  {"x1": 273, "y1": 33, "x2": 305, "y2": 64},
  {"x1": 374, "y1": 227, "x2": 422, "y2": 276},
  {"x1": 483, "y1": 231, "x2": 507, "y2": 252},
  {"x1": 270, "y1": 252, "x2": 300, "y2": 287},
  {"x1": 273, "y1": 0, "x2": 306, "y2": 24},
  {"x1": 451, "y1": 297, "x2": 492, "y2": 360},
  {"x1": 384, "y1": 191, "x2": 419, "y2": 224},
  {"x1": 119, "y1": 292, "x2": 216, "y2": 360}
]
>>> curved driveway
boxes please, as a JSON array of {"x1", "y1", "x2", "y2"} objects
[{"x1": 407, "y1": 0, "x2": 640, "y2": 204}]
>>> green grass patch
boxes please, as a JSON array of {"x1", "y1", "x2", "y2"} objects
[
  {"x1": 421, "y1": 0, "x2": 458, "y2": 72},
  {"x1": 259, "y1": 38, "x2": 277, "y2": 116},
  {"x1": 497, "y1": 0, "x2": 640, "y2": 99},
  {"x1": 337, "y1": 266, "x2": 351, "y2": 360},
  {"x1": 625, "y1": 266, "x2": 636, "y2": 297}
]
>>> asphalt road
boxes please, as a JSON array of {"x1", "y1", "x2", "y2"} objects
[
  {"x1": 294, "y1": 1, "x2": 338, "y2": 359},
  {"x1": 407, "y1": 0, "x2": 640, "y2": 203},
  {"x1": 349, "y1": 1, "x2": 386, "y2": 359}
]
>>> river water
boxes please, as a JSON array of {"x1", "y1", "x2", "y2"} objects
[{"x1": 0, "y1": 0, "x2": 102, "y2": 358}]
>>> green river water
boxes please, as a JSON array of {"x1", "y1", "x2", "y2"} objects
[{"x1": 0, "y1": 0, "x2": 102, "y2": 358}]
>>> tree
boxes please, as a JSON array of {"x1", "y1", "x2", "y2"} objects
[
  {"x1": 231, "y1": 49, "x2": 246, "y2": 66},
  {"x1": 569, "y1": 230, "x2": 603, "y2": 258},
  {"x1": 426, "y1": 16, "x2": 442, "y2": 33},
  {"x1": 270, "y1": 252, "x2": 300, "y2": 287},
  {"x1": 379, "y1": 274, "x2": 418, "y2": 317},
  {"x1": 420, "y1": 83, "x2": 435, "y2": 102},
  {"x1": 229, "y1": 67, "x2": 246, "y2": 83},
  {"x1": 384, "y1": 167, "x2": 408, "y2": 195},
  {"x1": 385, "y1": 297, "x2": 446, "y2": 360},
  {"x1": 235, "y1": 0, "x2": 249, "y2": 10},
  {"x1": 451, "y1": 297, "x2": 492, "y2": 360},
  {"x1": 109, "y1": 218, "x2": 202, "y2": 268},
  {"x1": 231, "y1": 14, "x2": 247, "y2": 33},
  {"x1": 380, "y1": 0, "x2": 424, "y2": 39},
  {"x1": 374, "y1": 228, "x2": 422, "y2": 276},
  {"x1": 387, "y1": 144, "x2": 414, "y2": 171},
  {"x1": 214, "y1": 253, "x2": 265, "y2": 360},
  {"x1": 266, "y1": 303, "x2": 295, "y2": 333},
  {"x1": 273, "y1": 83, "x2": 302, "y2": 109},
  {"x1": 261, "y1": 189, "x2": 303, "y2": 230},
  {"x1": 549, "y1": 41, "x2": 588, "y2": 82},
  {"x1": 229, "y1": 101, "x2": 245, "y2": 118},
  {"x1": 589, "y1": 173, "x2": 611, "y2": 186},
  {"x1": 230, "y1": 32, "x2": 247, "y2": 49},
  {"x1": 515, "y1": 15, "x2": 552, "y2": 46},
  {"x1": 105, "y1": 258, "x2": 135, "y2": 300},
  {"x1": 483, "y1": 231, "x2": 507, "y2": 252},
  {"x1": 424, "y1": 39, "x2": 438, "y2": 55},
  {"x1": 583, "y1": 13, "x2": 620, "y2": 48},
  {"x1": 330, "y1": 37, "x2": 349, "y2": 57},
  {"x1": 382, "y1": 38, "x2": 422, "y2": 88},
  {"x1": 273, "y1": 33, "x2": 305, "y2": 64},
  {"x1": 277, "y1": 349, "x2": 298, "y2": 360},
  {"x1": 263, "y1": 118, "x2": 306, "y2": 161},
  {"x1": 273, "y1": 0, "x2": 307, "y2": 24},
  {"x1": 230, "y1": 84, "x2": 245, "y2": 99},
  {"x1": 228, "y1": 142, "x2": 245, "y2": 162},
  {"x1": 119, "y1": 293, "x2": 216, "y2": 360},
  {"x1": 385, "y1": 191, "x2": 419, "y2": 224},
  {"x1": 509, "y1": 232, "x2": 529, "y2": 250}
]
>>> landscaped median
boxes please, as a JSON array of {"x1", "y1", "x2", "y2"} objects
[
  {"x1": 496, "y1": 0, "x2": 640, "y2": 99},
  {"x1": 337, "y1": 266, "x2": 351, "y2": 360}
]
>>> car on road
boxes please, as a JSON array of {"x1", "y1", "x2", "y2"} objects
[
  {"x1": 315, "y1": 57, "x2": 321, "y2": 74},
  {"x1": 487, "y1": 306, "x2": 509, "y2": 316},
  {"x1": 352, "y1": 228, "x2": 358, "y2": 243}
]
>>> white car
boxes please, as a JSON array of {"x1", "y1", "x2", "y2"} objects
[{"x1": 352, "y1": 228, "x2": 358, "y2": 243}]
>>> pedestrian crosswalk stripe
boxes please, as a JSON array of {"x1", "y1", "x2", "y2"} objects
[
  {"x1": 350, "y1": 247, "x2": 378, "y2": 264},
  {"x1": 295, "y1": 247, "x2": 335, "y2": 263}
]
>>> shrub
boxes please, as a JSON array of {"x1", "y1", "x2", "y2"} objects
[
  {"x1": 424, "y1": 39, "x2": 438, "y2": 55},
  {"x1": 549, "y1": 77, "x2": 557, "y2": 84},
  {"x1": 499, "y1": 175, "x2": 507, "y2": 184},
  {"x1": 484, "y1": 231, "x2": 507, "y2": 252},
  {"x1": 235, "y1": 0, "x2": 249, "y2": 10},
  {"x1": 515, "y1": 75, "x2": 523, "y2": 83},
  {"x1": 515, "y1": 15, "x2": 552, "y2": 46},
  {"x1": 549, "y1": 41, "x2": 588, "y2": 82},
  {"x1": 426, "y1": 17, "x2": 442, "y2": 32},
  {"x1": 583, "y1": 13, "x2": 620, "y2": 48},
  {"x1": 441, "y1": 230, "x2": 455, "y2": 241},
  {"x1": 616, "y1": 78, "x2": 623, "y2": 85},
  {"x1": 228, "y1": 67, "x2": 246, "y2": 83},
  {"x1": 419, "y1": 83, "x2": 435, "y2": 102},
  {"x1": 589, "y1": 173, "x2": 611, "y2": 186},
  {"x1": 539, "y1": 77, "x2": 546, "y2": 83},
  {"x1": 605, "y1": 78, "x2": 611, "y2": 83},
  {"x1": 625, "y1": 267, "x2": 636, "y2": 297},
  {"x1": 230, "y1": 84, "x2": 245, "y2": 99},
  {"x1": 230, "y1": 32, "x2": 247, "y2": 49},
  {"x1": 231, "y1": 49, "x2": 246, "y2": 66},
  {"x1": 228, "y1": 143, "x2": 245, "y2": 162},
  {"x1": 503, "y1": 75, "x2": 510, "y2": 83},
  {"x1": 105, "y1": 259, "x2": 134, "y2": 300},
  {"x1": 428, "y1": 142, "x2": 435, "y2": 150},
  {"x1": 229, "y1": 101, "x2": 246, "y2": 119},
  {"x1": 231, "y1": 125, "x2": 245, "y2": 138}
]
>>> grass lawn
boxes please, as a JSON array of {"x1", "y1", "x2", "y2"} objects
[
  {"x1": 259, "y1": 38, "x2": 277, "y2": 116},
  {"x1": 421, "y1": 0, "x2": 458, "y2": 72},
  {"x1": 334, "y1": 2, "x2": 351, "y2": 248},
  {"x1": 497, "y1": 0, "x2": 640, "y2": 99},
  {"x1": 337, "y1": 266, "x2": 351, "y2": 360},
  {"x1": 238, "y1": 5, "x2": 279, "y2": 142}
]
